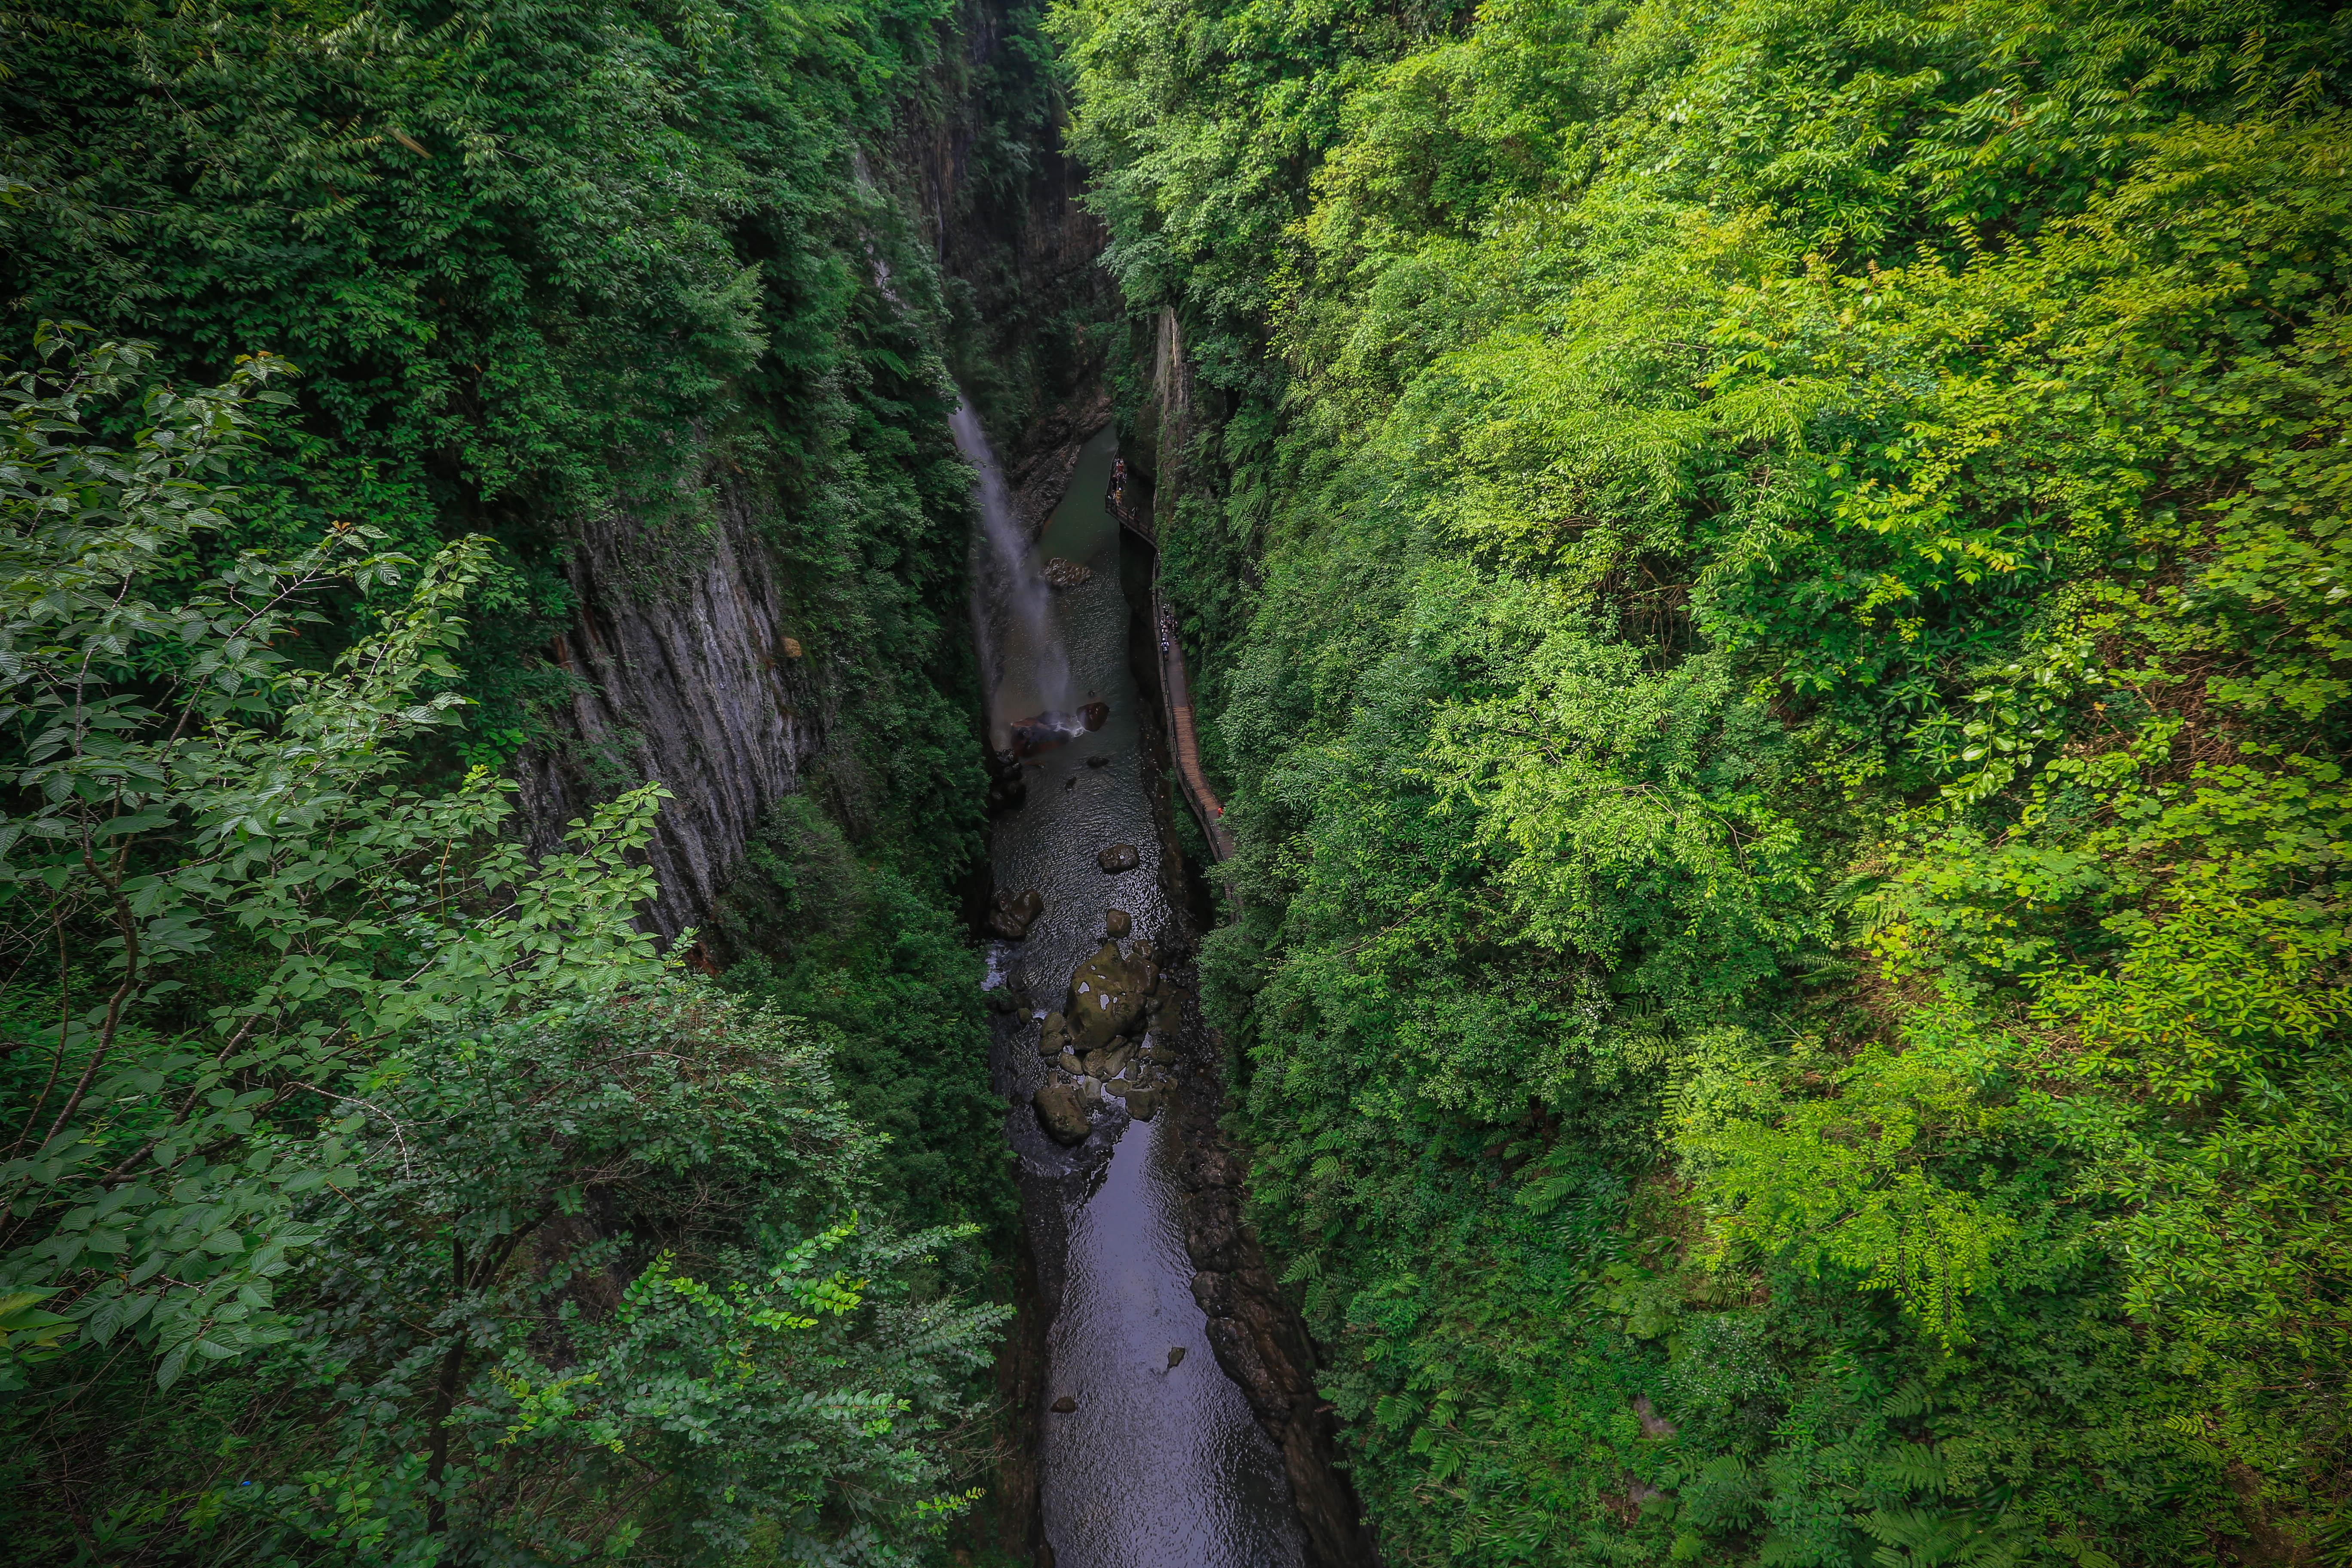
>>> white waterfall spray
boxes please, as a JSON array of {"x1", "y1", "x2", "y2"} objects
[{"x1": 952, "y1": 398, "x2": 1072, "y2": 745}]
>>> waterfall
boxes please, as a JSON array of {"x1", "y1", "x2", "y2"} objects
[{"x1": 952, "y1": 397, "x2": 1073, "y2": 747}]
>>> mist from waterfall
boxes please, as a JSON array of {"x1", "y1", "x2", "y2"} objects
[{"x1": 953, "y1": 398, "x2": 1072, "y2": 748}]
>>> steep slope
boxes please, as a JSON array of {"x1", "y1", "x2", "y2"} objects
[{"x1": 1054, "y1": 0, "x2": 2352, "y2": 1561}]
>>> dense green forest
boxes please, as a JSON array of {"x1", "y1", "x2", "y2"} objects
[
  {"x1": 0, "y1": 0, "x2": 1066, "y2": 1560},
  {"x1": 1051, "y1": 0, "x2": 2350, "y2": 1562},
  {"x1": 6, "y1": 0, "x2": 2349, "y2": 1562}
]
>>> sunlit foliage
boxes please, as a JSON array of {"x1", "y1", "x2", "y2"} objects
[{"x1": 1055, "y1": 0, "x2": 2351, "y2": 1558}]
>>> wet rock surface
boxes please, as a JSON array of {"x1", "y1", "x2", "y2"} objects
[
  {"x1": 1097, "y1": 842, "x2": 1140, "y2": 874},
  {"x1": 989, "y1": 886, "x2": 1045, "y2": 940},
  {"x1": 1044, "y1": 556, "x2": 1094, "y2": 589},
  {"x1": 1034, "y1": 1083, "x2": 1091, "y2": 1145}
]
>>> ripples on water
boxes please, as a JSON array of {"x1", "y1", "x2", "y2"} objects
[{"x1": 974, "y1": 423, "x2": 1305, "y2": 1568}]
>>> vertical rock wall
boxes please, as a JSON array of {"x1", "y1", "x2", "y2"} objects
[
  {"x1": 516, "y1": 481, "x2": 823, "y2": 942},
  {"x1": 517, "y1": 0, "x2": 1104, "y2": 942}
]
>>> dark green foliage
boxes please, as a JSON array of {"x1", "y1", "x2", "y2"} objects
[
  {"x1": 0, "y1": 337, "x2": 1011, "y2": 1563},
  {"x1": 1057, "y1": 0, "x2": 2351, "y2": 1559},
  {"x1": 0, "y1": 0, "x2": 976, "y2": 769},
  {"x1": 714, "y1": 793, "x2": 1017, "y2": 1253},
  {"x1": 0, "y1": 0, "x2": 1050, "y2": 1554}
]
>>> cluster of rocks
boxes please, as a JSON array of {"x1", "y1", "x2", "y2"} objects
[
  {"x1": 1031, "y1": 907, "x2": 1190, "y2": 1145},
  {"x1": 1043, "y1": 556, "x2": 1093, "y2": 589}
]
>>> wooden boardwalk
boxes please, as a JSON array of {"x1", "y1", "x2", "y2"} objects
[{"x1": 1153, "y1": 587, "x2": 1237, "y2": 864}]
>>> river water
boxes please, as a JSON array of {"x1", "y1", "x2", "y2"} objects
[{"x1": 963, "y1": 420, "x2": 1308, "y2": 1568}]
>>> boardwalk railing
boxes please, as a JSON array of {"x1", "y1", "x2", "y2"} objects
[{"x1": 1152, "y1": 584, "x2": 1237, "y2": 864}]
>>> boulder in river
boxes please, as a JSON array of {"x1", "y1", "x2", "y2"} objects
[
  {"x1": 1033, "y1": 1083, "x2": 1089, "y2": 1145},
  {"x1": 1051, "y1": 1395, "x2": 1078, "y2": 1413},
  {"x1": 987, "y1": 887, "x2": 1043, "y2": 939},
  {"x1": 1124, "y1": 1086, "x2": 1161, "y2": 1121},
  {"x1": 1098, "y1": 842, "x2": 1140, "y2": 874},
  {"x1": 1105, "y1": 908, "x2": 1132, "y2": 939},
  {"x1": 1038, "y1": 1010, "x2": 1070, "y2": 1059},
  {"x1": 1080, "y1": 700, "x2": 1109, "y2": 731},
  {"x1": 1067, "y1": 941, "x2": 1148, "y2": 1049},
  {"x1": 1167, "y1": 1346, "x2": 1186, "y2": 1369},
  {"x1": 1044, "y1": 556, "x2": 1093, "y2": 589}
]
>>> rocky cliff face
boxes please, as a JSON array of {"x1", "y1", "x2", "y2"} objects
[
  {"x1": 515, "y1": 481, "x2": 824, "y2": 941},
  {"x1": 517, "y1": 0, "x2": 1105, "y2": 940}
]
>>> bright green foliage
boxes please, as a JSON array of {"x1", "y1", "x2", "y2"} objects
[
  {"x1": 1057, "y1": 0, "x2": 2350, "y2": 1559},
  {"x1": 0, "y1": 337, "x2": 1008, "y2": 1562}
]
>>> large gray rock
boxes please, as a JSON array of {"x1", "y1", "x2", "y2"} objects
[
  {"x1": 1097, "y1": 842, "x2": 1140, "y2": 874},
  {"x1": 1033, "y1": 1083, "x2": 1089, "y2": 1145}
]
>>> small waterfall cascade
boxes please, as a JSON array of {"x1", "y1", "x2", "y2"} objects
[
  {"x1": 974, "y1": 423, "x2": 1308, "y2": 1568},
  {"x1": 952, "y1": 398, "x2": 1073, "y2": 750}
]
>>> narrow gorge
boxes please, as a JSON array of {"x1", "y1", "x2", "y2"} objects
[{"x1": 3, "y1": 0, "x2": 2345, "y2": 1565}]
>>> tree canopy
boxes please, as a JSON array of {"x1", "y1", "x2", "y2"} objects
[{"x1": 1053, "y1": 0, "x2": 2351, "y2": 1559}]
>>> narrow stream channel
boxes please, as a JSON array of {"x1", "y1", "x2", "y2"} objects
[{"x1": 961, "y1": 418, "x2": 1309, "y2": 1568}]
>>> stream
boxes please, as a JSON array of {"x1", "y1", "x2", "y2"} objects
[{"x1": 960, "y1": 416, "x2": 1310, "y2": 1568}]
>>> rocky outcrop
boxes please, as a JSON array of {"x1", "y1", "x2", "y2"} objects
[
  {"x1": 516, "y1": 481, "x2": 823, "y2": 941},
  {"x1": 989, "y1": 887, "x2": 1045, "y2": 939},
  {"x1": 1032, "y1": 1082, "x2": 1090, "y2": 1145},
  {"x1": 1027, "y1": 917, "x2": 1185, "y2": 1147}
]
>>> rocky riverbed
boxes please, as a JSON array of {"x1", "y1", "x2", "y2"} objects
[
  {"x1": 975, "y1": 423, "x2": 1308, "y2": 1568},
  {"x1": 1027, "y1": 909, "x2": 1190, "y2": 1142}
]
